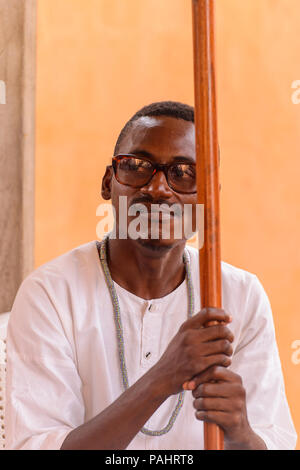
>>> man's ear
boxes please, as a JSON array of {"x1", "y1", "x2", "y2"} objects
[{"x1": 101, "y1": 165, "x2": 113, "y2": 200}]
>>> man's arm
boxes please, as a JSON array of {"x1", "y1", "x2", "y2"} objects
[
  {"x1": 186, "y1": 275, "x2": 297, "y2": 450},
  {"x1": 61, "y1": 308, "x2": 233, "y2": 450},
  {"x1": 60, "y1": 366, "x2": 166, "y2": 450},
  {"x1": 7, "y1": 270, "x2": 233, "y2": 451}
]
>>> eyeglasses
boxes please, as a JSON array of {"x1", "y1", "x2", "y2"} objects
[{"x1": 112, "y1": 154, "x2": 197, "y2": 194}]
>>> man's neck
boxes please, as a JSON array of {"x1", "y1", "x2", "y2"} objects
[{"x1": 106, "y1": 237, "x2": 186, "y2": 300}]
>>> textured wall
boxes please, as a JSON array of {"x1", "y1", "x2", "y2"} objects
[
  {"x1": 35, "y1": 0, "x2": 300, "y2": 447},
  {"x1": 0, "y1": 0, "x2": 36, "y2": 313}
]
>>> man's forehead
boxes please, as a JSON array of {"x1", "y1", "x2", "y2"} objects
[{"x1": 118, "y1": 116, "x2": 195, "y2": 159}]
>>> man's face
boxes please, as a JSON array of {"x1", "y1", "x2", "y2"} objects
[{"x1": 104, "y1": 115, "x2": 197, "y2": 252}]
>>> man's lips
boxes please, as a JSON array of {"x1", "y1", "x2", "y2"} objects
[{"x1": 129, "y1": 203, "x2": 182, "y2": 217}]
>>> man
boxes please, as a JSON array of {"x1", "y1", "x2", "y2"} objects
[{"x1": 5, "y1": 101, "x2": 297, "y2": 450}]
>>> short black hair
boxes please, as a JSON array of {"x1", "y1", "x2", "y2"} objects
[{"x1": 114, "y1": 101, "x2": 194, "y2": 155}]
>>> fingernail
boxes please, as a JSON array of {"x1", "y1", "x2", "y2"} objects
[{"x1": 188, "y1": 381, "x2": 196, "y2": 391}]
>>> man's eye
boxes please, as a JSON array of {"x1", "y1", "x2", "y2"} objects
[
  {"x1": 171, "y1": 165, "x2": 195, "y2": 178},
  {"x1": 173, "y1": 166, "x2": 184, "y2": 177},
  {"x1": 121, "y1": 159, "x2": 138, "y2": 170},
  {"x1": 135, "y1": 160, "x2": 152, "y2": 172},
  {"x1": 185, "y1": 165, "x2": 196, "y2": 177},
  {"x1": 129, "y1": 161, "x2": 139, "y2": 170}
]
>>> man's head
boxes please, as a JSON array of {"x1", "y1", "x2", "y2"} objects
[
  {"x1": 113, "y1": 101, "x2": 194, "y2": 156},
  {"x1": 102, "y1": 101, "x2": 198, "y2": 253}
]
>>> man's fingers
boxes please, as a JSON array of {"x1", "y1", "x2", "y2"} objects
[
  {"x1": 192, "y1": 381, "x2": 239, "y2": 399},
  {"x1": 182, "y1": 363, "x2": 232, "y2": 392},
  {"x1": 183, "y1": 355, "x2": 231, "y2": 390},
  {"x1": 179, "y1": 309, "x2": 234, "y2": 392},
  {"x1": 200, "y1": 325, "x2": 234, "y2": 344},
  {"x1": 195, "y1": 410, "x2": 227, "y2": 427},
  {"x1": 190, "y1": 367, "x2": 240, "y2": 395},
  {"x1": 202, "y1": 354, "x2": 232, "y2": 372},
  {"x1": 193, "y1": 397, "x2": 231, "y2": 412},
  {"x1": 180, "y1": 308, "x2": 232, "y2": 332},
  {"x1": 201, "y1": 338, "x2": 233, "y2": 357}
]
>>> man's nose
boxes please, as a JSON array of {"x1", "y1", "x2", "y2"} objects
[{"x1": 140, "y1": 170, "x2": 173, "y2": 198}]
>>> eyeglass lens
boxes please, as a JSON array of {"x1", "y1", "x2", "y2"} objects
[{"x1": 115, "y1": 157, "x2": 196, "y2": 193}]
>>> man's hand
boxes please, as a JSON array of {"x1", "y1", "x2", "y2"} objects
[
  {"x1": 191, "y1": 366, "x2": 267, "y2": 450},
  {"x1": 153, "y1": 308, "x2": 234, "y2": 396}
]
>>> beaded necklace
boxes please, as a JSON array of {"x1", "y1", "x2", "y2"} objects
[{"x1": 97, "y1": 235, "x2": 195, "y2": 436}]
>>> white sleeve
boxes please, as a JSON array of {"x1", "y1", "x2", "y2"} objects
[
  {"x1": 5, "y1": 274, "x2": 85, "y2": 450},
  {"x1": 231, "y1": 275, "x2": 297, "y2": 450}
]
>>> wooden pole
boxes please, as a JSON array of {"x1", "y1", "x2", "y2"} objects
[{"x1": 191, "y1": 0, "x2": 223, "y2": 450}]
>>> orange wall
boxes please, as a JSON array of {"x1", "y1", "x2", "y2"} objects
[{"x1": 35, "y1": 0, "x2": 300, "y2": 447}]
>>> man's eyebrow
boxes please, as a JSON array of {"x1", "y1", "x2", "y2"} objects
[
  {"x1": 172, "y1": 155, "x2": 195, "y2": 163},
  {"x1": 130, "y1": 149, "x2": 154, "y2": 159},
  {"x1": 130, "y1": 149, "x2": 195, "y2": 163}
]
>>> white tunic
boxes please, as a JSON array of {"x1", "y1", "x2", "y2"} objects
[{"x1": 5, "y1": 241, "x2": 297, "y2": 450}]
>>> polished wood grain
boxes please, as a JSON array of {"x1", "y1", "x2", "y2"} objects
[{"x1": 192, "y1": 0, "x2": 223, "y2": 450}]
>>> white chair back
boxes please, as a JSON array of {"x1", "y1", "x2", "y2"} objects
[{"x1": 0, "y1": 313, "x2": 9, "y2": 450}]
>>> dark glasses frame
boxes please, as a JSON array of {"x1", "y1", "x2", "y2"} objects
[{"x1": 112, "y1": 154, "x2": 197, "y2": 194}]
